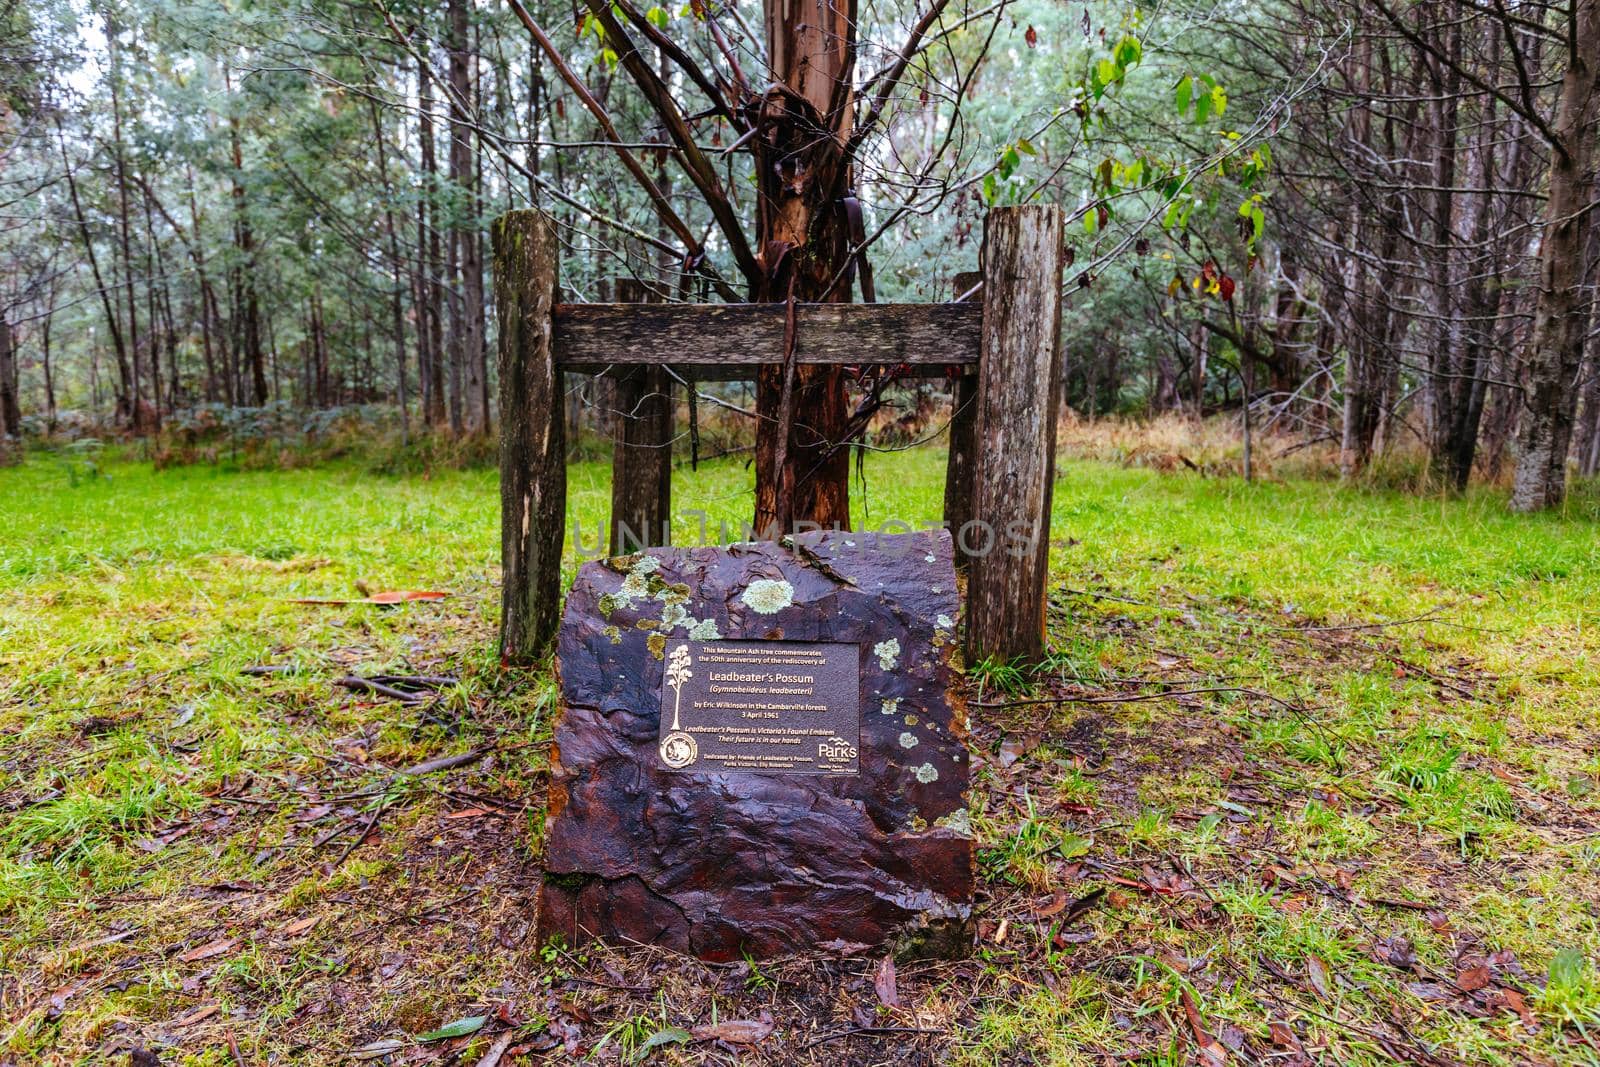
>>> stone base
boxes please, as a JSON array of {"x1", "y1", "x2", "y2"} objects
[{"x1": 536, "y1": 530, "x2": 974, "y2": 960}]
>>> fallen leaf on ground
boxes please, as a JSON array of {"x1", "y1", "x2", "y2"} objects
[
  {"x1": 1179, "y1": 989, "x2": 1227, "y2": 1065},
  {"x1": 1035, "y1": 890, "x2": 1068, "y2": 918},
  {"x1": 418, "y1": 1015, "x2": 487, "y2": 1041},
  {"x1": 1307, "y1": 955, "x2": 1332, "y2": 998},
  {"x1": 1491, "y1": 988, "x2": 1537, "y2": 1028},
  {"x1": 177, "y1": 938, "x2": 237, "y2": 962},
  {"x1": 636, "y1": 1029, "x2": 690, "y2": 1057},
  {"x1": 874, "y1": 956, "x2": 900, "y2": 1009},
  {"x1": 350, "y1": 1038, "x2": 405, "y2": 1060},
  {"x1": 691, "y1": 1015, "x2": 774, "y2": 1044},
  {"x1": 1268, "y1": 1020, "x2": 1304, "y2": 1052},
  {"x1": 474, "y1": 1031, "x2": 520, "y2": 1067},
  {"x1": 172, "y1": 1003, "x2": 219, "y2": 1027},
  {"x1": 280, "y1": 916, "x2": 319, "y2": 936},
  {"x1": 1456, "y1": 963, "x2": 1492, "y2": 992}
]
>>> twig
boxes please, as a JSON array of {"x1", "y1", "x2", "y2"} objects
[
  {"x1": 367, "y1": 674, "x2": 459, "y2": 690},
  {"x1": 331, "y1": 800, "x2": 389, "y2": 867},
  {"x1": 334, "y1": 676, "x2": 425, "y2": 704},
  {"x1": 225, "y1": 1029, "x2": 247, "y2": 1067},
  {"x1": 802, "y1": 1026, "x2": 943, "y2": 1049}
]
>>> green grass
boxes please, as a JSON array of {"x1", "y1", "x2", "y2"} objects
[{"x1": 3, "y1": 444, "x2": 1599, "y2": 1064}]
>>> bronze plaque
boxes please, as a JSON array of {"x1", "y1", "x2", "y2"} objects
[{"x1": 657, "y1": 640, "x2": 860, "y2": 775}]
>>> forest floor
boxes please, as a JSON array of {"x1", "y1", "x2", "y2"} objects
[{"x1": 2, "y1": 445, "x2": 1599, "y2": 1066}]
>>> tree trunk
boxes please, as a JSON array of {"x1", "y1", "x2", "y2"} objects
[
  {"x1": 369, "y1": 94, "x2": 410, "y2": 440},
  {"x1": 1424, "y1": 16, "x2": 1461, "y2": 484},
  {"x1": 1511, "y1": 0, "x2": 1600, "y2": 511},
  {"x1": 225, "y1": 66, "x2": 268, "y2": 406},
  {"x1": 58, "y1": 122, "x2": 133, "y2": 424},
  {"x1": 750, "y1": 0, "x2": 859, "y2": 535},
  {"x1": 417, "y1": 45, "x2": 448, "y2": 429},
  {"x1": 41, "y1": 280, "x2": 58, "y2": 431},
  {"x1": 0, "y1": 309, "x2": 19, "y2": 460},
  {"x1": 446, "y1": 0, "x2": 483, "y2": 435},
  {"x1": 108, "y1": 13, "x2": 148, "y2": 432}
]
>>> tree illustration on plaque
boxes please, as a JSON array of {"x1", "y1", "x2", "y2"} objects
[{"x1": 665, "y1": 644, "x2": 693, "y2": 730}]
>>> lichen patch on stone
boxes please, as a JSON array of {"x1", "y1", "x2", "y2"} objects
[
  {"x1": 880, "y1": 697, "x2": 900, "y2": 716},
  {"x1": 687, "y1": 617, "x2": 722, "y2": 641},
  {"x1": 874, "y1": 638, "x2": 901, "y2": 670},
  {"x1": 740, "y1": 578, "x2": 795, "y2": 615},
  {"x1": 914, "y1": 762, "x2": 939, "y2": 783},
  {"x1": 899, "y1": 732, "x2": 919, "y2": 749}
]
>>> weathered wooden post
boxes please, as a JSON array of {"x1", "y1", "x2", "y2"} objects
[
  {"x1": 964, "y1": 205, "x2": 1065, "y2": 665},
  {"x1": 608, "y1": 280, "x2": 673, "y2": 554},
  {"x1": 943, "y1": 270, "x2": 983, "y2": 568},
  {"x1": 493, "y1": 209, "x2": 565, "y2": 666}
]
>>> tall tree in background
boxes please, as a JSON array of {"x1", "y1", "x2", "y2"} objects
[
  {"x1": 1509, "y1": 0, "x2": 1600, "y2": 510},
  {"x1": 749, "y1": 0, "x2": 860, "y2": 532}
]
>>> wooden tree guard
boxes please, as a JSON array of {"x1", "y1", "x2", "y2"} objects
[
  {"x1": 493, "y1": 210, "x2": 564, "y2": 667},
  {"x1": 608, "y1": 280, "x2": 672, "y2": 555},
  {"x1": 943, "y1": 271, "x2": 983, "y2": 570},
  {"x1": 493, "y1": 204, "x2": 1063, "y2": 666},
  {"x1": 963, "y1": 205, "x2": 1066, "y2": 665}
]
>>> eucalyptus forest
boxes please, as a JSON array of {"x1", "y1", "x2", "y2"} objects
[{"x1": 4, "y1": 0, "x2": 1598, "y2": 508}]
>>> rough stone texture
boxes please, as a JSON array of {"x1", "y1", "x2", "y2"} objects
[{"x1": 536, "y1": 530, "x2": 974, "y2": 961}]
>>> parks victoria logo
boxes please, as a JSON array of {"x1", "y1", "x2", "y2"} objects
[
  {"x1": 660, "y1": 644, "x2": 698, "y2": 768},
  {"x1": 818, "y1": 735, "x2": 856, "y2": 761}
]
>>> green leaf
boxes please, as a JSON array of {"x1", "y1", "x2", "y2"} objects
[
  {"x1": 417, "y1": 1016, "x2": 488, "y2": 1042},
  {"x1": 1175, "y1": 74, "x2": 1193, "y2": 116},
  {"x1": 1194, "y1": 88, "x2": 1213, "y2": 125},
  {"x1": 982, "y1": 173, "x2": 997, "y2": 206},
  {"x1": 1094, "y1": 58, "x2": 1118, "y2": 94},
  {"x1": 646, "y1": 5, "x2": 669, "y2": 27},
  {"x1": 1084, "y1": 206, "x2": 1098, "y2": 235},
  {"x1": 1114, "y1": 36, "x2": 1142, "y2": 68},
  {"x1": 998, "y1": 146, "x2": 1020, "y2": 180},
  {"x1": 1211, "y1": 84, "x2": 1228, "y2": 118},
  {"x1": 1057, "y1": 832, "x2": 1092, "y2": 859},
  {"x1": 638, "y1": 1028, "x2": 692, "y2": 1056},
  {"x1": 1549, "y1": 947, "x2": 1588, "y2": 990},
  {"x1": 1015, "y1": 137, "x2": 1037, "y2": 156}
]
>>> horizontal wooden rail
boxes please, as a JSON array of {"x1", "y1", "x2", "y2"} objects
[{"x1": 553, "y1": 301, "x2": 981, "y2": 377}]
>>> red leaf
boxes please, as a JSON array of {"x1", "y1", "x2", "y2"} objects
[
  {"x1": 1456, "y1": 963, "x2": 1492, "y2": 992},
  {"x1": 1307, "y1": 955, "x2": 1332, "y2": 998},
  {"x1": 177, "y1": 937, "x2": 237, "y2": 962},
  {"x1": 1269, "y1": 1021, "x2": 1304, "y2": 1052},
  {"x1": 1219, "y1": 275, "x2": 1236, "y2": 302},
  {"x1": 1179, "y1": 989, "x2": 1227, "y2": 1066},
  {"x1": 874, "y1": 956, "x2": 900, "y2": 1009},
  {"x1": 1025, "y1": 24, "x2": 1038, "y2": 47}
]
